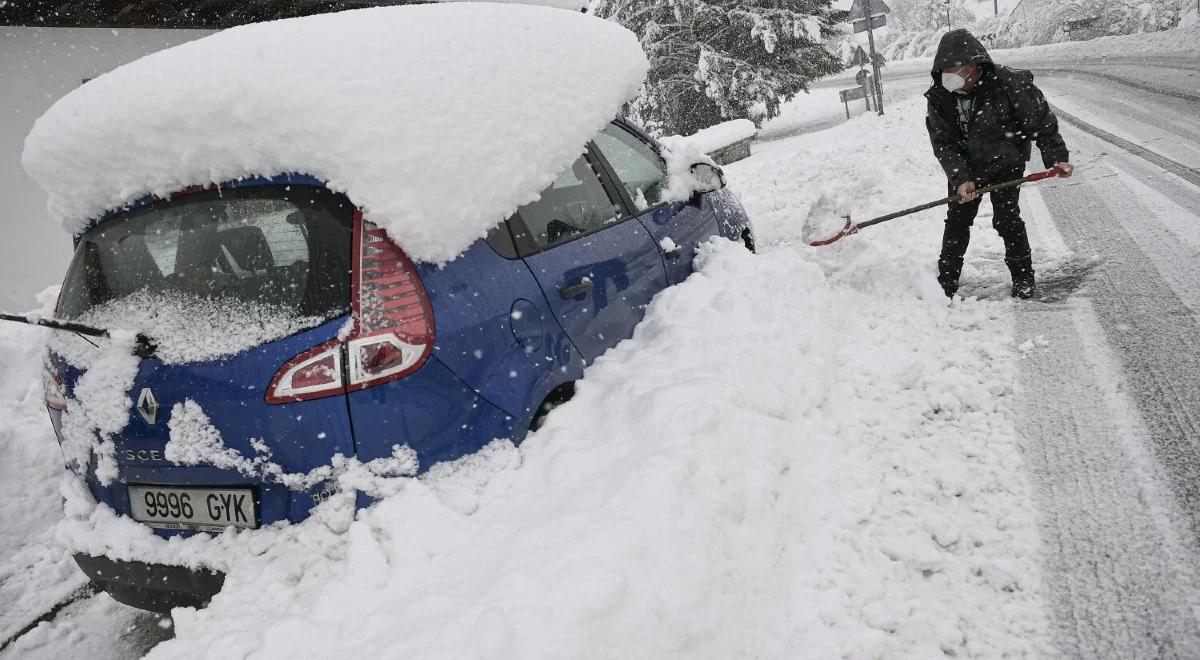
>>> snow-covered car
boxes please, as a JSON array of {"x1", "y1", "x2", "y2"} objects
[{"x1": 23, "y1": 4, "x2": 753, "y2": 612}]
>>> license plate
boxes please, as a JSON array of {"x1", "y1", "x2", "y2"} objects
[{"x1": 128, "y1": 485, "x2": 257, "y2": 532}]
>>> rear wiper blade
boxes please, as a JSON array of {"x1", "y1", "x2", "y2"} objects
[{"x1": 0, "y1": 312, "x2": 157, "y2": 359}]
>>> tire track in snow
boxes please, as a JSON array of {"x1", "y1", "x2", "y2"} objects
[
  {"x1": 1014, "y1": 297, "x2": 1200, "y2": 658},
  {"x1": 1037, "y1": 68, "x2": 1200, "y2": 105},
  {"x1": 1048, "y1": 104, "x2": 1200, "y2": 187},
  {"x1": 1013, "y1": 183, "x2": 1200, "y2": 658},
  {"x1": 1029, "y1": 156, "x2": 1200, "y2": 541}
]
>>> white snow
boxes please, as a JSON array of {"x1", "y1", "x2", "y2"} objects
[
  {"x1": 21, "y1": 3, "x2": 648, "y2": 264},
  {"x1": 165, "y1": 401, "x2": 257, "y2": 476},
  {"x1": 2, "y1": 88, "x2": 1057, "y2": 658},
  {"x1": 40, "y1": 96, "x2": 1040, "y2": 659},
  {"x1": 679, "y1": 118, "x2": 758, "y2": 155},
  {"x1": 0, "y1": 287, "x2": 95, "y2": 645},
  {"x1": 57, "y1": 290, "x2": 328, "y2": 365},
  {"x1": 658, "y1": 136, "x2": 720, "y2": 203},
  {"x1": 55, "y1": 331, "x2": 141, "y2": 486}
]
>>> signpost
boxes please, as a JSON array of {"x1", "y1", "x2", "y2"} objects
[
  {"x1": 839, "y1": 85, "x2": 872, "y2": 119},
  {"x1": 847, "y1": 0, "x2": 889, "y2": 116}
]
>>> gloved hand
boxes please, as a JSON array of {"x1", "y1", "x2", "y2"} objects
[
  {"x1": 1054, "y1": 162, "x2": 1074, "y2": 178},
  {"x1": 956, "y1": 181, "x2": 979, "y2": 203}
]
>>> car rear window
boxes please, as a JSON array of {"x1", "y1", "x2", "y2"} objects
[{"x1": 56, "y1": 185, "x2": 353, "y2": 358}]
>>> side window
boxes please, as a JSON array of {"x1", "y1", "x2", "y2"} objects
[
  {"x1": 512, "y1": 154, "x2": 622, "y2": 252},
  {"x1": 592, "y1": 124, "x2": 669, "y2": 212}
]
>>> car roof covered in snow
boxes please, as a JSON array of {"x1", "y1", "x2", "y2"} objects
[{"x1": 21, "y1": 3, "x2": 648, "y2": 264}]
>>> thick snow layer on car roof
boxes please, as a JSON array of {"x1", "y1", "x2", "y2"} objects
[{"x1": 21, "y1": 4, "x2": 648, "y2": 264}]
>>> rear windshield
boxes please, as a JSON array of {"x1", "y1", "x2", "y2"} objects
[{"x1": 57, "y1": 185, "x2": 353, "y2": 360}]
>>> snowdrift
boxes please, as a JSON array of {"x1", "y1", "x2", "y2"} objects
[{"x1": 6, "y1": 88, "x2": 1056, "y2": 656}]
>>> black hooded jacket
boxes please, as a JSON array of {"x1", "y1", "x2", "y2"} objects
[{"x1": 925, "y1": 29, "x2": 1069, "y2": 188}]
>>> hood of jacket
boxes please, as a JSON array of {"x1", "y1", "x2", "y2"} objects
[{"x1": 930, "y1": 29, "x2": 992, "y2": 82}]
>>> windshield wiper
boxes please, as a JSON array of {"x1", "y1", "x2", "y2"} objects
[{"x1": 0, "y1": 313, "x2": 157, "y2": 359}]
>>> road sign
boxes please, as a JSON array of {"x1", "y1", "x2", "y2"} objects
[
  {"x1": 852, "y1": 14, "x2": 887, "y2": 33},
  {"x1": 849, "y1": 45, "x2": 869, "y2": 67},
  {"x1": 845, "y1": 0, "x2": 888, "y2": 117},
  {"x1": 847, "y1": 0, "x2": 890, "y2": 22}
]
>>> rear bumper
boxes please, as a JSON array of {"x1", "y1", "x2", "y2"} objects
[{"x1": 73, "y1": 553, "x2": 224, "y2": 614}]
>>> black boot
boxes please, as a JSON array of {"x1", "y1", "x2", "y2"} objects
[
  {"x1": 938, "y1": 225, "x2": 971, "y2": 299},
  {"x1": 1011, "y1": 275, "x2": 1036, "y2": 299},
  {"x1": 939, "y1": 278, "x2": 958, "y2": 298},
  {"x1": 1007, "y1": 252, "x2": 1036, "y2": 299}
]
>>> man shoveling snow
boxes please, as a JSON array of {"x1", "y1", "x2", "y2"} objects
[{"x1": 925, "y1": 29, "x2": 1073, "y2": 299}]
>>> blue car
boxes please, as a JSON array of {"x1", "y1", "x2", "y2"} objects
[{"x1": 43, "y1": 118, "x2": 753, "y2": 612}]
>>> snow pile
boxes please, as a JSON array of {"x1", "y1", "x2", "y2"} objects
[
  {"x1": 4, "y1": 90, "x2": 1052, "y2": 656},
  {"x1": 0, "y1": 287, "x2": 94, "y2": 643},
  {"x1": 21, "y1": 3, "x2": 648, "y2": 264},
  {"x1": 681, "y1": 118, "x2": 758, "y2": 154},
  {"x1": 115, "y1": 96, "x2": 1047, "y2": 659},
  {"x1": 60, "y1": 290, "x2": 328, "y2": 364},
  {"x1": 134, "y1": 241, "x2": 1047, "y2": 658}
]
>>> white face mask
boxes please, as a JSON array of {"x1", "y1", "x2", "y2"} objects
[{"x1": 942, "y1": 72, "x2": 967, "y2": 92}]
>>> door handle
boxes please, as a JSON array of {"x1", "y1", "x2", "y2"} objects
[
  {"x1": 559, "y1": 279, "x2": 593, "y2": 299},
  {"x1": 664, "y1": 245, "x2": 684, "y2": 260}
]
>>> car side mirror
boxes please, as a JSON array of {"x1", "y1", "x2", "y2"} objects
[{"x1": 690, "y1": 162, "x2": 726, "y2": 195}]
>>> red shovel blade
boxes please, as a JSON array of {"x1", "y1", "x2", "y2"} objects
[{"x1": 808, "y1": 216, "x2": 858, "y2": 246}]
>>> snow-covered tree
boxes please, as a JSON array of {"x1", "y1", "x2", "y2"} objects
[
  {"x1": 594, "y1": 0, "x2": 846, "y2": 136},
  {"x1": 888, "y1": 0, "x2": 976, "y2": 31},
  {"x1": 1051, "y1": 0, "x2": 1181, "y2": 39}
]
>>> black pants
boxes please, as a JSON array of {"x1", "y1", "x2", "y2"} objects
[{"x1": 937, "y1": 168, "x2": 1034, "y2": 292}]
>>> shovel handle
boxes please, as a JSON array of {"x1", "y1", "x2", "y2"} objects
[
  {"x1": 856, "y1": 167, "x2": 1062, "y2": 231},
  {"x1": 807, "y1": 167, "x2": 1064, "y2": 247}
]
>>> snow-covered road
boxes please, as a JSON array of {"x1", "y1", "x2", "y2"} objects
[
  {"x1": 798, "y1": 45, "x2": 1200, "y2": 657},
  {"x1": 4, "y1": 31, "x2": 1200, "y2": 660},
  {"x1": 1013, "y1": 96, "x2": 1200, "y2": 656}
]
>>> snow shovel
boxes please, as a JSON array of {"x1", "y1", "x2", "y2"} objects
[{"x1": 807, "y1": 167, "x2": 1065, "y2": 247}]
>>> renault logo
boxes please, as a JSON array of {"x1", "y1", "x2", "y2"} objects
[{"x1": 136, "y1": 388, "x2": 159, "y2": 425}]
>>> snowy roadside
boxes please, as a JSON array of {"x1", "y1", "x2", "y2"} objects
[
  {"x1": 824, "y1": 24, "x2": 1200, "y2": 87},
  {"x1": 4, "y1": 96, "x2": 1053, "y2": 657},
  {"x1": 0, "y1": 287, "x2": 94, "y2": 645}
]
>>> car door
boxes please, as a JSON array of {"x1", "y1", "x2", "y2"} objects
[
  {"x1": 513, "y1": 150, "x2": 668, "y2": 364},
  {"x1": 590, "y1": 121, "x2": 721, "y2": 285}
]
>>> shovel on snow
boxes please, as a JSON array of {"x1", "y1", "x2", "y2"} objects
[{"x1": 806, "y1": 167, "x2": 1065, "y2": 247}]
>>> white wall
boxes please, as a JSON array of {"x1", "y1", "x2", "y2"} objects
[{"x1": 0, "y1": 26, "x2": 210, "y2": 313}]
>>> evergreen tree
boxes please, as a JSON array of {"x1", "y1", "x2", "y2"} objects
[
  {"x1": 888, "y1": 0, "x2": 975, "y2": 31},
  {"x1": 595, "y1": 0, "x2": 846, "y2": 136}
]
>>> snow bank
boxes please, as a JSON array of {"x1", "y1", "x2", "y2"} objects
[
  {"x1": 123, "y1": 96, "x2": 1049, "y2": 659},
  {"x1": 681, "y1": 118, "x2": 758, "y2": 154},
  {"x1": 4, "y1": 92, "x2": 1052, "y2": 656},
  {"x1": 21, "y1": 4, "x2": 648, "y2": 264},
  {"x1": 0, "y1": 287, "x2": 94, "y2": 643},
  {"x1": 830, "y1": 23, "x2": 1200, "y2": 81}
]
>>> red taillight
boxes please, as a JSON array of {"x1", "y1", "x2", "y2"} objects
[
  {"x1": 43, "y1": 367, "x2": 68, "y2": 411},
  {"x1": 266, "y1": 211, "x2": 434, "y2": 404},
  {"x1": 265, "y1": 341, "x2": 345, "y2": 404}
]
